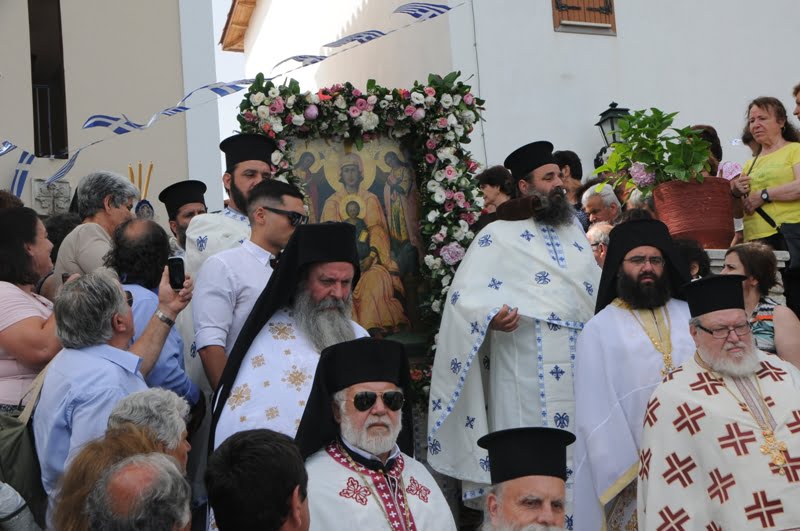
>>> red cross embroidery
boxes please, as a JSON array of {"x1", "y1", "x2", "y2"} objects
[
  {"x1": 657, "y1": 506, "x2": 690, "y2": 530},
  {"x1": 644, "y1": 397, "x2": 660, "y2": 427},
  {"x1": 406, "y1": 476, "x2": 431, "y2": 503},
  {"x1": 639, "y1": 448, "x2": 652, "y2": 480},
  {"x1": 770, "y1": 451, "x2": 800, "y2": 483},
  {"x1": 707, "y1": 468, "x2": 735, "y2": 504},
  {"x1": 745, "y1": 490, "x2": 783, "y2": 527},
  {"x1": 673, "y1": 403, "x2": 705, "y2": 435},
  {"x1": 718, "y1": 422, "x2": 757, "y2": 456},
  {"x1": 689, "y1": 372, "x2": 725, "y2": 396},
  {"x1": 339, "y1": 477, "x2": 370, "y2": 506},
  {"x1": 787, "y1": 410, "x2": 800, "y2": 434},
  {"x1": 764, "y1": 395, "x2": 775, "y2": 407},
  {"x1": 662, "y1": 366, "x2": 684, "y2": 382},
  {"x1": 757, "y1": 361, "x2": 787, "y2": 382},
  {"x1": 705, "y1": 522, "x2": 722, "y2": 531},
  {"x1": 662, "y1": 453, "x2": 697, "y2": 487}
]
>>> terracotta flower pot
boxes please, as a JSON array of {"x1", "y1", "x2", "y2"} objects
[{"x1": 652, "y1": 177, "x2": 734, "y2": 249}]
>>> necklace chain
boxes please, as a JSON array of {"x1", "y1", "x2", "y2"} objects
[{"x1": 614, "y1": 299, "x2": 674, "y2": 375}]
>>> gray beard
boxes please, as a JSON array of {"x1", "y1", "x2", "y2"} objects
[
  {"x1": 293, "y1": 288, "x2": 357, "y2": 352},
  {"x1": 482, "y1": 522, "x2": 566, "y2": 531},
  {"x1": 339, "y1": 402, "x2": 402, "y2": 457},
  {"x1": 697, "y1": 339, "x2": 761, "y2": 377},
  {"x1": 529, "y1": 187, "x2": 575, "y2": 227}
]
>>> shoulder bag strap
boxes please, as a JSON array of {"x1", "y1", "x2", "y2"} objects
[{"x1": 18, "y1": 363, "x2": 51, "y2": 425}]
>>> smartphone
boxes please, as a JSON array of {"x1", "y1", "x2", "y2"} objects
[{"x1": 167, "y1": 257, "x2": 185, "y2": 290}]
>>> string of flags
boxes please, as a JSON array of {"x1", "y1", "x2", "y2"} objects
[{"x1": 1, "y1": 1, "x2": 459, "y2": 197}]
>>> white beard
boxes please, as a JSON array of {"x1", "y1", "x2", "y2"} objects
[
  {"x1": 482, "y1": 521, "x2": 566, "y2": 531},
  {"x1": 293, "y1": 287, "x2": 356, "y2": 352},
  {"x1": 339, "y1": 406, "x2": 402, "y2": 457},
  {"x1": 698, "y1": 337, "x2": 761, "y2": 377}
]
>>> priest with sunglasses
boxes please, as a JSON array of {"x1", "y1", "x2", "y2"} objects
[{"x1": 295, "y1": 337, "x2": 456, "y2": 531}]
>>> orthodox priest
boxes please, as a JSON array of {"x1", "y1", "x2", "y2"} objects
[
  {"x1": 210, "y1": 223, "x2": 368, "y2": 450},
  {"x1": 295, "y1": 337, "x2": 456, "y2": 531},
  {"x1": 573, "y1": 219, "x2": 693, "y2": 530},
  {"x1": 427, "y1": 141, "x2": 600, "y2": 518},
  {"x1": 638, "y1": 274, "x2": 800, "y2": 529},
  {"x1": 185, "y1": 133, "x2": 278, "y2": 273}
]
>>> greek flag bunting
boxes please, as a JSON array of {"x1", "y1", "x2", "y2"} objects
[
  {"x1": 324, "y1": 30, "x2": 385, "y2": 48},
  {"x1": 272, "y1": 55, "x2": 326, "y2": 70},
  {"x1": 45, "y1": 148, "x2": 82, "y2": 185},
  {"x1": 159, "y1": 106, "x2": 190, "y2": 117},
  {"x1": 10, "y1": 150, "x2": 35, "y2": 197},
  {"x1": 393, "y1": 2, "x2": 451, "y2": 19},
  {"x1": 82, "y1": 114, "x2": 145, "y2": 135},
  {"x1": 0, "y1": 140, "x2": 16, "y2": 158}
]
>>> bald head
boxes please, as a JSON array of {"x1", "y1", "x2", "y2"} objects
[{"x1": 105, "y1": 218, "x2": 171, "y2": 289}]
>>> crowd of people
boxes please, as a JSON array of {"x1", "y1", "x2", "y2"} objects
[{"x1": 0, "y1": 84, "x2": 799, "y2": 531}]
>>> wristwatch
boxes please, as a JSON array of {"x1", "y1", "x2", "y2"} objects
[
  {"x1": 761, "y1": 189, "x2": 772, "y2": 203},
  {"x1": 155, "y1": 309, "x2": 176, "y2": 328}
]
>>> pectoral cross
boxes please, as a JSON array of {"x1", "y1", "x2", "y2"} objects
[{"x1": 761, "y1": 430, "x2": 788, "y2": 473}]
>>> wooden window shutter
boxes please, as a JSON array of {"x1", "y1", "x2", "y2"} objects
[{"x1": 552, "y1": 0, "x2": 616, "y2": 35}]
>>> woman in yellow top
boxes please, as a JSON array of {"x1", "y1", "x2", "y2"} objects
[{"x1": 732, "y1": 96, "x2": 800, "y2": 317}]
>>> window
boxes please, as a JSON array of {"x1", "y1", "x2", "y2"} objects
[
  {"x1": 28, "y1": 0, "x2": 69, "y2": 158},
  {"x1": 552, "y1": 0, "x2": 616, "y2": 36}
]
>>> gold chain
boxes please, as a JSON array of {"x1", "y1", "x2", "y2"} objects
[
  {"x1": 694, "y1": 353, "x2": 788, "y2": 473},
  {"x1": 338, "y1": 443, "x2": 413, "y2": 529},
  {"x1": 613, "y1": 299, "x2": 674, "y2": 375}
]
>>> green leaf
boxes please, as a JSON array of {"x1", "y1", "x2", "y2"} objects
[
  {"x1": 354, "y1": 136, "x2": 364, "y2": 151},
  {"x1": 289, "y1": 79, "x2": 300, "y2": 94},
  {"x1": 255, "y1": 72, "x2": 264, "y2": 86},
  {"x1": 366, "y1": 79, "x2": 376, "y2": 92}
]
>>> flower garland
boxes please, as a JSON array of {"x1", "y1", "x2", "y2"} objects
[{"x1": 237, "y1": 72, "x2": 485, "y2": 322}]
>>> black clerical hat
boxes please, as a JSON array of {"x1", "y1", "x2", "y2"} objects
[
  {"x1": 157, "y1": 180, "x2": 207, "y2": 220},
  {"x1": 219, "y1": 133, "x2": 278, "y2": 171},
  {"x1": 503, "y1": 141, "x2": 556, "y2": 182},
  {"x1": 478, "y1": 427, "x2": 575, "y2": 483},
  {"x1": 684, "y1": 274, "x2": 746, "y2": 317},
  {"x1": 295, "y1": 338, "x2": 415, "y2": 459}
]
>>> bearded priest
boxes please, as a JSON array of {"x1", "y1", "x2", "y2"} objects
[
  {"x1": 638, "y1": 274, "x2": 800, "y2": 529},
  {"x1": 295, "y1": 338, "x2": 456, "y2": 531}
]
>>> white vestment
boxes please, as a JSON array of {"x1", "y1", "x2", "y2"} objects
[
  {"x1": 638, "y1": 352, "x2": 800, "y2": 530},
  {"x1": 573, "y1": 299, "x2": 694, "y2": 531},
  {"x1": 427, "y1": 218, "x2": 600, "y2": 520},
  {"x1": 185, "y1": 207, "x2": 250, "y2": 274},
  {"x1": 213, "y1": 309, "x2": 368, "y2": 448},
  {"x1": 306, "y1": 442, "x2": 457, "y2": 531}
]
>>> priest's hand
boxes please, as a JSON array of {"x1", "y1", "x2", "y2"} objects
[{"x1": 489, "y1": 305, "x2": 519, "y2": 332}]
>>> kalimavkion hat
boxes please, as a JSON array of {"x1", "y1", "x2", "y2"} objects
[
  {"x1": 157, "y1": 180, "x2": 207, "y2": 220},
  {"x1": 219, "y1": 133, "x2": 278, "y2": 170},
  {"x1": 683, "y1": 274, "x2": 747, "y2": 317},
  {"x1": 503, "y1": 141, "x2": 556, "y2": 182},
  {"x1": 477, "y1": 427, "x2": 576, "y2": 484}
]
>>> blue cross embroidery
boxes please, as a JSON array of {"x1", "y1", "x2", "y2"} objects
[
  {"x1": 478, "y1": 234, "x2": 492, "y2": 247},
  {"x1": 465, "y1": 416, "x2": 475, "y2": 429},
  {"x1": 196, "y1": 235, "x2": 208, "y2": 252},
  {"x1": 482, "y1": 356, "x2": 490, "y2": 370},
  {"x1": 547, "y1": 312, "x2": 562, "y2": 331},
  {"x1": 520, "y1": 230, "x2": 534, "y2": 241},
  {"x1": 573, "y1": 241, "x2": 584, "y2": 252},
  {"x1": 554, "y1": 412, "x2": 570, "y2": 428},
  {"x1": 566, "y1": 467, "x2": 573, "y2": 479},
  {"x1": 470, "y1": 321, "x2": 480, "y2": 334},
  {"x1": 488, "y1": 278, "x2": 503, "y2": 290},
  {"x1": 534, "y1": 271, "x2": 551, "y2": 285},
  {"x1": 583, "y1": 281, "x2": 594, "y2": 295},
  {"x1": 450, "y1": 291, "x2": 460, "y2": 305},
  {"x1": 550, "y1": 365, "x2": 565, "y2": 381},
  {"x1": 565, "y1": 515, "x2": 573, "y2": 530},
  {"x1": 431, "y1": 398, "x2": 442, "y2": 411},
  {"x1": 429, "y1": 439, "x2": 442, "y2": 455},
  {"x1": 479, "y1": 456, "x2": 491, "y2": 472},
  {"x1": 450, "y1": 358, "x2": 462, "y2": 374},
  {"x1": 189, "y1": 341, "x2": 197, "y2": 359}
]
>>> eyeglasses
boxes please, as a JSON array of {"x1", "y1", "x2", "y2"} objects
[
  {"x1": 351, "y1": 391, "x2": 405, "y2": 412},
  {"x1": 623, "y1": 256, "x2": 665, "y2": 267},
  {"x1": 695, "y1": 322, "x2": 751, "y2": 339},
  {"x1": 124, "y1": 290, "x2": 134, "y2": 307},
  {"x1": 263, "y1": 206, "x2": 309, "y2": 227}
]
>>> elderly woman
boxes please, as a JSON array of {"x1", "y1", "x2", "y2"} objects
[
  {"x1": 0, "y1": 207, "x2": 60, "y2": 411},
  {"x1": 473, "y1": 165, "x2": 514, "y2": 232},
  {"x1": 721, "y1": 242, "x2": 800, "y2": 368},
  {"x1": 732, "y1": 97, "x2": 800, "y2": 316},
  {"x1": 54, "y1": 171, "x2": 138, "y2": 279}
]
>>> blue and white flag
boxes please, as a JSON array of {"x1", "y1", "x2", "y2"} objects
[
  {"x1": 394, "y1": 2, "x2": 450, "y2": 19},
  {"x1": 180, "y1": 79, "x2": 254, "y2": 104},
  {"x1": 159, "y1": 105, "x2": 190, "y2": 117},
  {"x1": 45, "y1": 148, "x2": 82, "y2": 185},
  {"x1": 272, "y1": 55, "x2": 326, "y2": 71},
  {"x1": 0, "y1": 140, "x2": 16, "y2": 158},
  {"x1": 324, "y1": 30, "x2": 385, "y2": 48},
  {"x1": 10, "y1": 150, "x2": 35, "y2": 197},
  {"x1": 82, "y1": 114, "x2": 145, "y2": 135}
]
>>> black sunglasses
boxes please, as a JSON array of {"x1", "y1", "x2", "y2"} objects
[
  {"x1": 124, "y1": 290, "x2": 134, "y2": 307},
  {"x1": 263, "y1": 206, "x2": 309, "y2": 227},
  {"x1": 352, "y1": 391, "x2": 405, "y2": 412}
]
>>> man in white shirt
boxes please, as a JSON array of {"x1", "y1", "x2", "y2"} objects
[{"x1": 193, "y1": 179, "x2": 306, "y2": 390}]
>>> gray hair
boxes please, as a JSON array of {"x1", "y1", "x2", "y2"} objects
[
  {"x1": 689, "y1": 316, "x2": 701, "y2": 327},
  {"x1": 77, "y1": 171, "x2": 139, "y2": 219},
  {"x1": 108, "y1": 389, "x2": 189, "y2": 450},
  {"x1": 582, "y1": 183, "x2": 621, "y2": 209},
  {"x1": 55, "y1": 268, "x2": 128, "y2": 349},
  {"x1": 86, "y1": 453, "x2": 190, "y2": 531},
  {"x1": 481, "y1": 484, "x2": 505, "y2": 530},
  {"x1": 586, "y1": 221, "x2": 613, "y2": 246}
]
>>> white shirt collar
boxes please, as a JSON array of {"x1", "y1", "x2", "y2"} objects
[{"x1": 241, "y1": 239, "x2": 274, "y2": 267}]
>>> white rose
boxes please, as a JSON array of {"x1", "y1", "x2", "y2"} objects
[
  {"x1": 437, "y1": 147, "x2": 455, "y2": 161},
  {"x1": 431, "y1": 300, "x2": 442, "y2": 314},
  {"x1": 334, "y1": 95, "x2": 346, "y2": 109},
  {"x1": 459, "y1": 220, "x2": 470, "y2": 232},
  {"x1": 433, "y1": 189, "x2": 447, "y2": 204},
  {"x1": 273, "y1": 122, "x2": 284, "y2": 133},
  {"x1": 433, "y1": 170, "x2": 445, "y2": 182},
  {"x1": 355, "y1": 111, "x2": 379, "y2": 131},
  {"x1": 466, "y1": 231, "x2": 474, "y2": 240},
  {"x1": 474, "y1": 196, "x2": 485, "y2": 208},
  {"x1": 338, "y1": 112, "x2": 348, "y2": 121},
  {"x1": 427, "y1": 209, "x2": 440, "y2": 222},
  {"x1": 271, "y1": 151, "x2": 283, "y2": 165},
  {"x1": 384, "y1": 94, "x2": 394, "y2": 102},
  {"x1": 453, "y1": 94, "x2": 462, "y2": 106},
  {"x1": 256, "y1": 105, "x2": 269, "y2": 119},
  {"x1": 424, "y1": 95, "x2": 436, "y2": 106},
  {"x1": 426, "y1": 180, "x2": 440, "y2": 192},
  {"x1": 411, "y1": 92, "x2": 425, "y2": 105},
  {"x1": 320, "y1": 122, "x2": 329, "y2": 130},
  {"x1": 424, "y1": 254, "x2": 436, "y2": 268},
  {"x1": 440, "y1": 93, "x2": 453, "y2": 108},
  {"x1": 250, "y1": 92, "x2": 266, "y2": 106},
  {"x1": 291, "y1": 113, "x2": 305, "y2": 126},
  {"x1": 461, "y1": 110, "x2": 476, "y2": 124},
  {"x1": 441, "y1": 274, "x2": 452, "y2": 287},
  {"x1": 445, "y1": 131, "x2": 455, "y2": 141},
  {"x1": 434, "y1": 257, "x2": 443, "y2": 269},
  {"x1": 379, "y1": 100, "x2": 389, "y2": 109},
  {"x1": 447, "y1": 113, "x2": 458, "y2": 127},
  {"x1": 453, "y1": 227, "x2": 465, "y2": 241},
  {"x1": 454, "y1": 124, "x2": 465, "y2": 137},
  {"x1": 286, "y1": 95, "x2": 296, "y2": 108},
  {"x1": 268, "y1": 87, "x2": 279, "y2": 98}
]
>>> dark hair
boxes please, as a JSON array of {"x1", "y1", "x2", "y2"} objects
[
  {"x1": 741, "y1": 125, "x2": 755, "y2": 146},
  {"x1": 45, "y1": 212, "x2": 81, "y2": 263},
  {"x1": 747, "y1": 96, "x2": 800, "y2": 142},
  {"x1": 726, "y1": 242, "x2": 777, "y2": 296},
  {"x1": 615, "y1": 208, "x2": 654, "y2": 224},
  {"x1": 104, "y1": 219, "x2": 170, "y2": 289},
  {"x1": 476, "y1": 165, "x2": 514, "y2": 196},
  {"x1": 673, "y1": 238, "x2": 711, "y2": 278},
  {"x1": 0, "y1": 190, "x2": 24, "y2": 209},
  {"x1": 0, "y1": 207, "x2": 41, "y2": 285},
  {"x1": 206, "y1": 429, "x2": 308, "y2": 531},
  {"x1": 691, "y1": 125, "x2": 722, "y2": 163},
  {"x1": 552, "y1": 150, "x2": 583, "y2": 180},
  {"x1": 793, "y1": 83, "x2": 800, "y2": 97},
  {"x1": 246, "y1": 179, "x2": 304, "y2": 215}
]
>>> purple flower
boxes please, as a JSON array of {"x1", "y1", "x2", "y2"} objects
[
  {"x1": 440, "y1": 242, "x2": 466, "y2": 265},
  {"x1": 629, "y1": 162, "x2": 656, "y2": 187},
  {"x1": 411, "y1": 108, "x2": 426, "y2": 122},
  {"x1": 303, "y1": 104, "x2": 319, "y2": 120}
]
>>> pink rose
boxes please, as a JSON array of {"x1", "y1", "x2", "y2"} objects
[
  {"x1": 444, "y1": 200, "x2": 455, "y2": 212},
  {"x1": 404, "y1": 105, "x2": 416, "y2": 116},
  {"x1": 444, "y1": 165, "x2": 457, "y2": 181},
  {"x1": 445, "y1": 190, "x2": 454, "y2": 199},
  {"x1": 460, "y1": 212, "x2": 476, "y2": 225},
  {"x1": 463, "y1": 92, "x2": 475, "y2": 105},
  {"x1": 399, "y1": 89, "x2": 411, "y2": 100},
  {"x1": 411, "y1": 108, "x2": 426, "y2": 121},
  {"x1": 463, "y1": 201, "x2": 471, "y2": 210},
  {"x1": 355, "y1": 98, "x2": 368, "y2": 110},
  {"x1": 243, "y1": 111, "x2": 257, "y2": 122},
  {"x1": 432, "y1": 232, "x2": 445, "y2": 243},
  {"x1": 424, "y1": 86, "x2": 436, "y2": 97},
  {"x1": 352, "y1": 89, "x2": 362, "y2": 97},
  {"x1": 278, "y1": 139, "x2": 287, "y2": 149},
  {"x1": 348, "y1": 106, "x2": 362, "y2": 118},
  {"x1": 279, "y1": 160, "x2": 289, "y2": 168},
  {"x1": 454, "y1": 191, "x2": 466, "y2": 206},
  {"x1": 440, "y1": 242, "x2": 466, "y2": 265},
  {"x1": 269, "y1": 102, "x2": 281, "y2": 114},
  {"x1": 466, "y1": 159, "x2": 479, "y2": 173},
  {"x1": 425, "y1": 153, "x2": 437, "y2": 164},
  {"x1": 366, "y1": 95, "x2": 378, "y2": 105},
  {"x1": 303, "y1": 104, "x2": 319, "y2": 120},
  {"x1": 426, "y1": 138, "x2": 437, "y2": 150},
  {"x1": 437, "y1": 117, "x2": 448, "y2": 129}
]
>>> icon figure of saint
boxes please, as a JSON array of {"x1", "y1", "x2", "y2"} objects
[{"x1": 382, "y1": 151, "x2": 422, "y2": 273}]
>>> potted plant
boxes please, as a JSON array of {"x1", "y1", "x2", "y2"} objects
[{"x1": 595, "y1": 107, "x2": 734, "y2": 248}]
